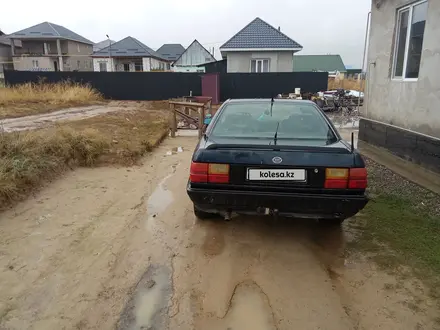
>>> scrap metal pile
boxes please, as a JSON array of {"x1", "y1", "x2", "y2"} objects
[{"x1": 310, "y1": 88, "x2": 363, "y2": 114}]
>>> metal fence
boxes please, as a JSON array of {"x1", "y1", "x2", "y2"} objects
[
  {"x1": 4, "y1": 71, "x2": 328, "y2": 101},
  {"x1": 219, "y1": 72, "x2": 328, "y2": 101}
]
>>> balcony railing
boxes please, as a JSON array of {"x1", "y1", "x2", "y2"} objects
[{"x1": 15, "y1": 51, "x2": 69, "y2": 56}]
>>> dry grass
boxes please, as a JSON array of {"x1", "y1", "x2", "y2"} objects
[
  {"x1": 328, "y1": 78, "x2": 365, "y2": 91},
  {"x1": 0, "y1": 110, "x2": 170, "y2": 209},
  {"x1": 0, "y1": 81, "x2": 104, "y2": 119}
]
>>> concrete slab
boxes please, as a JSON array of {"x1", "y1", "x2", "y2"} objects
[{"x1": 358, "y1": 141, "x2": 440, "y2": 195}]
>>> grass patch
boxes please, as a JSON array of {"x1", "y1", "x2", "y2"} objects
[
  {"x1": 0, "y1": 110, "x2": 169, "y2": 209},
  {"x1": 0, "y1": 81, "x2": 103, "y2": 119},
  {"x1": 349, "y1": 158, "x2": 440, "y2": 299}
]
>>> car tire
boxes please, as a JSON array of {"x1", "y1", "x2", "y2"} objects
[
  {"x1": 193, "y1": 205, "x2": 217, "y2": 220},
  {"x1": 319, "y1": 218, "x2": 345, "y2": 226}
]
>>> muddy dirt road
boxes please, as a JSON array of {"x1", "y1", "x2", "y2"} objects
[
  {"x1": 0, "y1": 101, "x2": 165, "y2": 133},
  {"x1": 0, "y1": 136, "x2": 438, "y2": 330}
]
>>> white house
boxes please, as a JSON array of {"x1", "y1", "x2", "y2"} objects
[
  {"x1": 220, "y1": 17, "x2": 303, "y2": 73},
  {"x1": 172, "y1": 39, "x2": 216, "y2": 72},
  {"x1": 91, "y1": 36, "x2": 170, "y2": 72}
]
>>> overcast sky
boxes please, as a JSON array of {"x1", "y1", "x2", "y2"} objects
[{"x1": 1, "y1": 0, "x2": 371, "y2": 67}]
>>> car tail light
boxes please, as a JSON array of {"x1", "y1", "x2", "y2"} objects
[
  {"x1": 324, "y1": 167, "x2": 367, "y2": 189},
  {"x1": 190, "y1": 162, "x2": 229, "y2": 183},
  {"x1": 190, "y1": 162, "x2": 208, "y2": 183},
  {"x1": 348, "y1": 168, "x2": 368, "y2": 189},
  {"x1": 324, "y1": 168, "x2": 348, "y2": 189}
]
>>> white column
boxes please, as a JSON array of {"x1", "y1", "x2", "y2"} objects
[
  {"x1": 10, "y1": 38, "x2": 15, "y2": 56},
  {"x1": 56, "y1": 39, "x2": 64, "y2": 71}
]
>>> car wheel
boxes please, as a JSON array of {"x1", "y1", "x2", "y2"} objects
[
  {"x1": 193, "y1": 205, "x2": 217, "y2": 220},
  {"x1": 319, "y1": 218, "x2": 345, "y2": 226}
]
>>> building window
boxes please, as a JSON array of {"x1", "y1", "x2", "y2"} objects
[
  {"x1": 123, "y1": 63, "x2": 130, "y2": 72},
  {"x1": 251, "y1": 59, "x2": 269, "y2": 73},
  {"x1": 32, "y1": 60, "x2": 39, "y2": 68},
  {"x1": 166, "y1": 63, "x2": 171, "y2": 70},
  {"x1": 135, "y1": 62, "x2": 143, "y2": 71},
  {"x1": 77, "y1": 60, "x2": 81, "y2": 69},
  {"x1": 392, "y1": 0, "x2": 428, "y2": 80},
  {"x1": 99, "y1": 62, "x2": 107, "y2": 72}
]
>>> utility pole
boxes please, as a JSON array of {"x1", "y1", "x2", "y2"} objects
[{"x1": 106, "y1": 34, "x2": 112, "y2": 72}]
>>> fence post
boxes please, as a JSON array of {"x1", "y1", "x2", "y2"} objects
[
  {"x1": 198, "y1": 107, "x2": 204, "y2": 139},
  {"x1": 170, "y1": 103, "x2": 176, "y2": 138}
]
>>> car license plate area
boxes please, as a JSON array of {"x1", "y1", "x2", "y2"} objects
[{"x1": 247, "y1": 169, "x2": 306, "y2": 182}]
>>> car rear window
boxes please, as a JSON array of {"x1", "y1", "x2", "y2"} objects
[{"x1": 211, "y1": 101, "x2": 337, "y2": 143}]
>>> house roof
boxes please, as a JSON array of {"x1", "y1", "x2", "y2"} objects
[
  {"x1": 173, "y1": 39, "x2": 215, "y2": 66},
  {"x1": 0, "y1": 35, "x2": 22, "y2": 47},
  {"x1": 220, "y1": 17, "x2": 303, "y2": 50},
  {"x1": 93, "y1": 39, "x2": 115, "y2": 52},
  {"x1": 293, "y1": 55, "x2": 347, "y2": 73},
  {"x1": 8, "y1": 22, "x2": 94, "y2": 45},
  {"x1": 92, "y1": 36, "x2": 167, "y2": 60},
  {"x1": 156, "y1": 44, "x2": 185, "y2": 61}
]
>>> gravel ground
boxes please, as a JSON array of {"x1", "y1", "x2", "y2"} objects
[{"x1": 365, "y1": 157, "x2": 440, "y2": 217}]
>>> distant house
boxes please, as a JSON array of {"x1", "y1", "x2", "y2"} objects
[
  {"x1": 8, "y1": 22, "x2": 94, "y2": 71},
  {"x1": 220, "y1": 17, "x2": 303, "y2": 73},
  {"x1": 156, "y1": 43, "x2": 185, "y2": 66},
  {"x1": 293, "y1": 55, "x2": 347, "y2": 78},
  {"x1": 346, "y1": 69, "x2": 363, "y2": 79},
  {"x1": 91, "y1": 36, "x2": 170, "y2": 72},
  {"x1": 93, "y1": 39, "x2": 115, "y2": 52},
  {"x1": 172, "y1": 40, "x2": 215, "y2": 72},
  {"x1": 0, "y1": 31, "x2": 21, "y2": 76}
]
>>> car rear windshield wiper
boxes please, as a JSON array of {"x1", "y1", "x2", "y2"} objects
[
  {"x1": 270, "y1": 97, "x2": 274, "y2": 117},
  {"x1": 273, "y1": 122, "x2": 280, "y2": 145}
]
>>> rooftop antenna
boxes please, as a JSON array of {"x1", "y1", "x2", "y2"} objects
[{"x1": 351, "y1": 132, "x2": 355, "y2": 152}]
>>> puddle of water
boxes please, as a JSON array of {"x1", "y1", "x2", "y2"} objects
[
  {"x1": 213, "y1": 281, "x2": 276, "y2": 330},
  {"x1": 172, "y1": 129, "x2": 198, "y2": 137},
  {"x1": 145, "y1": 166, "x2": 177, "y2": 232},
  {"x1": 134, "y1": 269, "x2": 170, "y2": 329},
  {"x1": 118, "y1": 265, "x2": 172, "y2": 330}
]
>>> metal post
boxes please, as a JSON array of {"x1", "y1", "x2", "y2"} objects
[
  {"x1": 170, "y1": 103, "x2": 177, "y2": 138},
  {"x1": 358, "y1": 11, "x2": 371, "y2": 114},
  {"x1": 106, "y1": 34, "x2": 112, "y2": 72},
  {"x1": 198, "y1": 106, "x2": 204, "y2": 139}
]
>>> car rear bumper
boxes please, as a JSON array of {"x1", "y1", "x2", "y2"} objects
[{"x1": 187, "y1": 184, "x2": 368, "y2": 219}]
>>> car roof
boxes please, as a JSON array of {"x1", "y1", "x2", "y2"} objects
[{"x1": 224, "y1": 98, "x2": 316, "y2": 105}]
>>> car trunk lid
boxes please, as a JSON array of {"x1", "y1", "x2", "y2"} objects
[{"x1": 194, "y1": 137, "x2": 356, "y2": 191}]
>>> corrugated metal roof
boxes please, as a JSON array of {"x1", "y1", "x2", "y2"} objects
[
  {"x1": 92, "y1": 36, "x2": 167, "y2": 60},
  {"x1": 93, "y1": 39, "x2": 115, "y2": 52},
  {"x1": 156, "y1": 44, "x2": 185, "y2": 61},
  {"x1": 8, "y1": 22, "x2": 94, "y2": 44},
  {"x1": 293, "y1": 55, "x2": 347, "y2": 73},
  {"x1": 220, "y1": 17, "x2": 302, "y2": 50}
]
